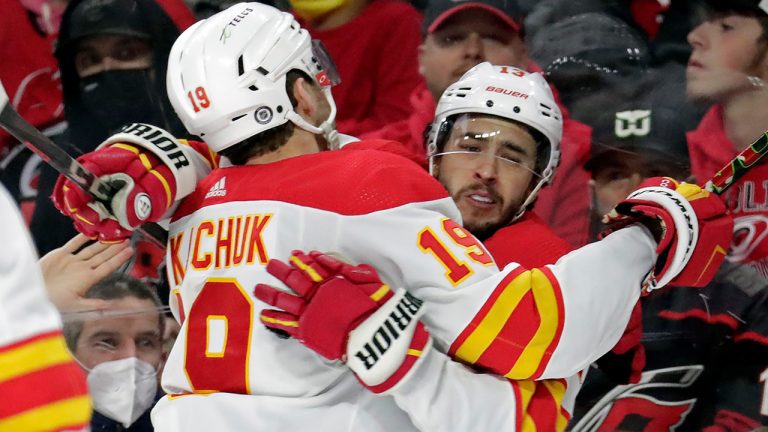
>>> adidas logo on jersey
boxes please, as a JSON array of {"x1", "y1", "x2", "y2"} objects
[{"x1": 205, "y1": 177, "x2": 227, "y2": 198}]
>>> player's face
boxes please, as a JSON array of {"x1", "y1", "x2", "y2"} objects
[
  {"x1": 687, "y1": 13, "x2": 768, "y2": 101},
  {"x1": 419, "y1": 9, "x2": 528, "y2": 100},
  {"x1": 74, "y1": 34, "x2": 153, "y2": 78},
  {"x1": 435, "y1": 115, "x2": 538, "y2": 239},
  {"x1": 74, "y1": 297, "x2": 163, "y2": 370}
]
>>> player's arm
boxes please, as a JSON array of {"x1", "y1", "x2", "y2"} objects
[
  {"x1": 254, "y1": 251, "x2": 578, "y2": 430},
  {"x1": 0, "y1": 186, "x2": 91, "y2": 431},
  {"x1": 405, "y1": 177, "x2": 730, "y2": 380},
  {"x1": 51, "y1": 123, "x2": 217, "y2": 241}
]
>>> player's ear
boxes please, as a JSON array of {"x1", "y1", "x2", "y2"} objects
[{"x1": 293, "y1": 77, "x2": 317, "y2": 120}]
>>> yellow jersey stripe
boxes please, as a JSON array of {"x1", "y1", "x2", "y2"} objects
[
  {"x1": 542, "y1": 380, "x2": 568, "y2": 432},
  {"x1": 455, "y1": 272, "x2": 533, "y2": 363},
  {"x1": 516, "y1": 380, "x2": 537, "y2": 432},
  {"x1": 506, "y1": 269, "x2": 559, "y2": 379},
  {"x1": 0, "y1": 337, "x2": 74, "y2": 383},
  {"x1": 0, "y1": 395, "x2": 91, "y2": 431}
]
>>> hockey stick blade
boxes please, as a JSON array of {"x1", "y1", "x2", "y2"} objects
[
  {"x1": 705, "y1": 131, "x2": 768, "y2": 195},
  {"x1": 0, "y1": 80, "x2": 167, "y2": 247}
]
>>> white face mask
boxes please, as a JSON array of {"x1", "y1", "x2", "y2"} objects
[{"x1": 86, "y1": 357, "x2": 158, "y2": 428}]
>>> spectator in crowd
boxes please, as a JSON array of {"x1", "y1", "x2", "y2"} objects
[
  {"x1": 0, "y1": 0, "x2": 194, "y2": 222},
  {"x1": 570, "y1": 95, "x2": 768, "y2": 430},
  {"x1": 0, "y1": 0, "x2": 67, "y2": 220},
  {"x1": 576, "y1": 71, "x2": 693, "y2": 240},
  {"x1": 362, "y1": 0, "x2": 531, "y2": 157},
  {"x1": 28, "y1": 0, "x2": 194, "y2": 300},
  {"x1": 527, "y1": 12, "x2": 650, "y2": 117},
  {"x1": 686, "y1": 0, "x2": 768, "y2": 277},
  {"x1": 64, "y1": 273, "x2": 166, "y2": 431},
  {"x1": 0, "y1": 182, "x2": 92, "y2": 431},
  {"x1": 290, "y1": 0, "x2": 423, "y2": 137}
]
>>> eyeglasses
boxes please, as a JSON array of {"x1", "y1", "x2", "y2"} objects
[{"x1": 432, "y1": 150, "x2": 542, "y2": 178}]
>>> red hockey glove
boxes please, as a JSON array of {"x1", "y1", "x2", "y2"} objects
[
  {"x1": 255, "y1": 251, "x2": 432, "y2": 394},
  {"x1": 604, "y1": 177, "x2": 733, "y2": 292},
  {"x1": 52, "y1": 144, "x2": 176, "y2": 241},
  {"x1": 52, "y1": 123, "x2": 197, "y2": 242}
]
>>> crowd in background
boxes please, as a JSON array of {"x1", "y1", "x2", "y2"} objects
[{"x1": 1, "y1": 0, "x2": 768, "y2": 430}]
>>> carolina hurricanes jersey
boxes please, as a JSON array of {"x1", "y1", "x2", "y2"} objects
[
  {"x1": 569, "y1": 262, "x2": 768, "y2": 430},
  {"x1": 153, "y1": 144, "x2": 657, "y2": 431},
  {"x1": 0, "y1": 185, "x2": 91, "y2": 431},
  {"x1": 688, "y1": 106, "x2": 768, "y2": 276}
]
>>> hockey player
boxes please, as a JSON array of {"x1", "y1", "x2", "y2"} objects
[
  {"x1": 52, "y1": 3, "x2": 733, "y2": 430},
  {"x1": 423, "y1": 62, "x2": 573, "y2": 266},
  {"x1": 0, "y1": 183, "x2": 92, "y2": 431}
]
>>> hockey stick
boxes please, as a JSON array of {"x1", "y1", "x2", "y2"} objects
[
  {"x1": 704, "y1": 131, "x2": 768, "y2": 195},
  {"x1": 0, "y1": 80, "x2": 167, "y2": 248}
]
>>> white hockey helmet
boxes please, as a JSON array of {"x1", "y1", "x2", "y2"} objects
[
  {"x1": 427, "y1": 62, "x2": 563, "y2": 218},
  {"x1": 166, "y1": 2, "x2": 340, "y2": 153}
]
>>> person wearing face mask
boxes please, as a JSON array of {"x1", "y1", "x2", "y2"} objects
[
  {"x1": 29, "y1": 0, "x2": 191, "y2": 258},
  {"x1": 63, "y1": 273, "x2": 167, "y2": 431}
]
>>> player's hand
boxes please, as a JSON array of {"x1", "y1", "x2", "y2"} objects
[
  {"x1": 604, "y1": 177, "x2": 733, "y2": 291},
  {"x1": 39, "y1": 234, "x2": 133, "y2": 312},
  {"x1": 52, "y1": 144, "x2": 178, "y2": 241},
  {"x1": 255, "y1": 251, "x2": 432, "y2": 393}
]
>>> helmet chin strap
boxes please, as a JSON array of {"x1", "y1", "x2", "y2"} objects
[{"x1": 285, "y1": 87, "x2": 340, "y2": 150}]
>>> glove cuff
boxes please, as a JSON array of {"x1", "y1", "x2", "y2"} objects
[
  {"x1": 346, "y1": 290, "x2": 431, "y2": 394},
  {"x1": 626, "y1": 185, "x2": 699, "y2": 290}
]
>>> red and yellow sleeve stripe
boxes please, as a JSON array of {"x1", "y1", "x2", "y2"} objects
[
  {"x1": 512, "y1": 378, "x2": 570, "y2": 431},
  {"x1": 449, "y1": 266, "x2": 565, "y2": 380},
  {"x1": 181, "y1": 139, "x2": 220, "y2": 169},
  {"x1": 0, "y1": 331, "x2": 91, "y2": 431}
]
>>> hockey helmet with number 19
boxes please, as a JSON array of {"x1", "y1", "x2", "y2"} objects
[
  {"x1": 166, "y1": 2, "x2": 341, "y2": 153},
  {"x1": 427, "y1": 62, "x2": 563, "y2": 220}
]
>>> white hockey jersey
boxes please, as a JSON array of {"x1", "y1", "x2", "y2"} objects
[
  {"x1": 0, "y1": 185, "x2": 91, "y2": 431},
  {"x1": 154, "y1": 145, "x2": 656, "y2": 431}
]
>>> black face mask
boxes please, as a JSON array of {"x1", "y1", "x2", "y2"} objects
[{"x1": 71, "y1": 69, "x2": 164, "y2": 148}]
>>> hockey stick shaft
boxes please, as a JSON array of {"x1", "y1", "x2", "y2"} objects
[
  {"x1": 0, "y1": 81, "x2": 167, "y2": 247},
  {"x1": 704, "y1": 132, "x2": 768, "y2": 195}
]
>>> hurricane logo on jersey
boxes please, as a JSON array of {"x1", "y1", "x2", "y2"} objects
[{"x1": 570, "y1": 366, "x2": 702, "y2": 432}]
